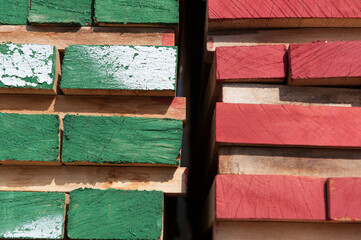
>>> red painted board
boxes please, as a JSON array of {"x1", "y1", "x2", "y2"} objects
[
  {"x1": 289, "y1": 41, "x2": 361, "y2": 84},
  {"x1": 208, "y1": 0, "x2": 361, "y2": 20},
  {"x1": 216, "y1": 45, "x2": 287, "y2": 83},
  {"x1": 328, "y1": 178, "x2": 361, "y2": 221},
  {"x1": 215, "y1": 103, "x2": 361, "y2": 148},
  {"x1": 216, "y1": 175, "x2": 326, "y2": 221}
]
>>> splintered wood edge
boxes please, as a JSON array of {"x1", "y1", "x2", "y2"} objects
[
  {"x1": 219, "y1": 78, "x2": 285, "y2": 83},
  {"x1": 288, "y1": 77, "x2": 361, "y2": 86},
  {"x1": 61, "y1": 88, "x2": 176, "y2": 97}
]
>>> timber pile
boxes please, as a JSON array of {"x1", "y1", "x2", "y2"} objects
[
  {"x1": 202, "y1": 0, "x2": 361, "y2": 239},
  {"x1": 0, "y1": 1, "x2": 183, "y2": 239}
]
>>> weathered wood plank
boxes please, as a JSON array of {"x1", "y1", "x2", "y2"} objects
[
  {"x1": 94, "y1": 0, "x2": 179, "y2": 26},
  {"x1": 216, "y1": 45, "x2": 287, "y2": 83},
  {"x1": 0, "y1": 26, "x2": 175, "y2": 52},
  {"x1": 0, "y1": 165, "x2": 186, "y2": 196},
  {"x1": 0, "y1": 191, "x2": 65, "y2": 239},
  {"x1": 67, "y1": 188, "x2": 163, "y2": 239},
  {"x1": 61, "y1": 45, "x2": 177, "y2": 96},
  {"x1": 28, "y1": 0, "x2": 92, "y2": 26},
  {"x1": 219, "y1": 147, "x2": 361, "y2": 177},
  {"x1": 208, "y1": 0, "x2": 361, "y2": 32},
  {"x1": 0, "y1": 43, "x2": 59, "y2": 94},
  {"x1": 0, "y1": 0, "x2": 29, "y2": 25},
  {"x1": 328, "y1": 178, "x2": 361, "y2": 221},
  {"x1": 222, "y1": 84, "x2": 361, "y2": 107},
  {"x1": 0, "y1": 113, "x2": 60, "y2": 165},
  {"x1": 213, "y1": 222, "x2": 361, "y2": 240},
  {"x1": 0, "y1": 95, "x2": 186, "y2": 121},
  {"x1": 215, "y1": 175, "x2": 326, "y2": 221},
  {"x1": 216, "y1": 103, "x2": 361, "y2": 148},
  {"x1": 62, "y1": 115, "x2": 182, "y2": 166},
  {"x1": 289, "y1": 41, "x2": 361, "y2": 86}
]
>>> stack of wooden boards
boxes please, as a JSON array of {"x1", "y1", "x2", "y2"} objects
[
  {"x1": 0, "y1": 0, "x2": 183, "y2": 239},
  {"x1": 203, "y1": 0, "x2": 361, "y2": 239}
]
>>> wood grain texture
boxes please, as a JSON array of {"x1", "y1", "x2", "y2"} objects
[
  {"x1": 215, "y1": 175, "x2": 326, "y2": 221},
  {"x1": 0, "y1": 0, "x2": 29, "y2": 25},
  {"x1": 216, "y1": 45, "x2": 287, "y2": 83},
  {"x1": 61, "y1": 45, "x2": 177, "y2": 96},
  {"x1": 208, "y1": 0, "x2": 361, "y2": 31},
  {"x1": 94, "y1": 0, "x2": 179, "y2": 25},
  {"x1": 328, "y1": 178, "x2": 361, "y2": 221},
  {"x1": 216, "y1": 103, "x2": 361, "y2": 148},
  {"x1": 0, "y1": 26, "x2": 175, "y2": 52},
  {"x1": 62, "y1": 115, "x2": 182, "y2": 166},
  {"x1": 29, "y1": 0, "x2": 92, "y2": 26},
  {"x1": 0, "y1": 113, "x2": 60, "y2": 164},
  {"x1": 213, "y1": 221, "x2": 361, "y2": 240},
  {"x1": 222, "y1": 83, "x2": 361, "y2": 107},
  {"x1": 219, "y1": 147, "x2": 361, "y2": 177},
  {"x1": 0, "y1": 165, "x2": 186, "y2": 196},
  {"x1": 0, "y1": 191, "x2": 65, "y2": 239},
  {"x1": 67, "y1": 188, "x2": 163, "y2": 239},
  {"x1": 0, "y1": 43, "x2": 59, "y2": 94},
  {"x1": 289, "y1": 41, "x2": 361, "y2": 86}
]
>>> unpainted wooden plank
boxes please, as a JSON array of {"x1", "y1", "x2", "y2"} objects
[
  {"x1": 219, "y1": 147, "x2": 361, "y2": 177},
  {"x1": 216, "y1": 45, "x2": 287, "y2": 83},
  {"x1": 289, "y1": 41, "x2": 361, "y2": 86},
  {"x1": 0, "y1": 0, "x2": 29, "y2": 25},
  {"x1": 216, "y1": 103, "x2": 361, "y2": 148},
  {"x1": 221, "y1": 84, "x2": 361, "y2": 107},
  {"x1": 215, "y1": 175, "x2": 326, "y2": 221},
  {"x1": 60, "y1": 45, "x2": 177, "y2": 96},
  {"x1": 67, "y1": 188, "x2": 163, "y2": 239},
  {"x1": 0, "y1": 191, "x2": 65, "y2": 239}
]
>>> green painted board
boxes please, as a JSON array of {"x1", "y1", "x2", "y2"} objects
[
  {"x1": 0, "y1": 191, "x2": 65, "y2": 239},
  {"x1": 94, "y1": 0, "x2": 179, "y2": 25},
  {"x1": 28, "y1": 0, "x2": 92, "y2": 26},
  {"x1": 0, "y1": 43, "x2": 57, "y2": 93},
  {"x1": 60, "y1": 45, "x2": 177, "y2": 96},
  {"x1": 62, "y1": 115, "x2": 182, "y2": 165},
  {"x1": 67, "y1": 188, "x2": 163, "y2": 240},
  {"x1": 0, "y1": 0, "x2": 29, "y2": 25},
  {"x1": 0, "y1": 113, "x2": 60, "y2": 162}
]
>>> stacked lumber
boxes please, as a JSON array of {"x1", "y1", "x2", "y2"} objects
[
  {"x1": 0, "y1": 1, "x2": 183, "y2": 239},
  {"x1": 202, "y1": 0, "x2": 361, "y2": 239}
]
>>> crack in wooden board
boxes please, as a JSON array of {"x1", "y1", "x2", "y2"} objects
[{"x1": 0, "y1": 0, "x2": 29, "y2": 25}]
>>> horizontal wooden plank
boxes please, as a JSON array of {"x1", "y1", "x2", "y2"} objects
[
  {"x1": 208, "y1": 0, "x2": 361, "y2": 31},
  {"x1": 61, "y1": 45, "x2": 177, "y2": 96},
  {"x1": 0, "y1": 26, "x2": 175, "y2": 52},
  {"x1": 29, "y1": 0, "x2": 92, "y2": 26},
  {"x1": 0, "y1": 43, "x2": 59, "y2": 94},
  {"x1": 213, "y1": 221, "x2": 361, "y2": 240},
  {"x1": 328, "y1": 178, "x2": 361, "y2": 221},
  {"x1": 219, "y1": 147, "x2": 361, "y2": 177},
  {"x1": 222, "y1": 83, "x2": 361, "y2": 107},
  {"x1": 0, "y1": 191, "x2": 65, "y2": 239},
  {"x1": 216, "y1": 45, "x2": 286, "y2": 83},
  {"x1": 207, "y1": 28, "x2": 361, "y2": 51},
  {"x1": 216, "y1": 103, "x2": 361, "y2": 148},
  {"x1": 94, "y1": 0, "x2": 179, "y2": 26},
  {"x1": 215, "y1": 175, "x2": 326, "y2": 221},
  {"x1": 68, "y1": 188, "x2": 163, "y2": 239},
  {"x1": 62, "y1": 115, "x2": 182, "y2": 166},
  {"x1": 289, "y1": 41, "x2": 361, "y2": 86},
  {"x1": 0, "y1": 0, "x2": 28, "y2": 25},
  {"x1": 0, "y1": 165, "x2": 186, "y2": 195}
]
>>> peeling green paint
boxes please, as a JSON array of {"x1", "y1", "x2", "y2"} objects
[
  {"x1": 62, "y1": 115, "x2": 182, "y2": 165},
  {"x1": 0, "y1": 0, "x2": 29, "y2": 25},
  {"x1": 94, "y1": 0, "x2": 179, "y2": 25},
  {"x1": 0, "y1": 191, "x2": 65, "y2": 239},
  {"x1": 60, "y1": 45, "x2": 177, "y2": 92},
  {"x1": 67, "y1": 188, "x2": 163, "y2": 240},
  {"x1": 0, "y1": 43, "x2": 57, "y2": 90},
  {"x1": 0, "y1": 113, "x2": 60, "y2": 162},
  {"x1": 28, "y1": 0, "x2": 93, "y2": 26}
]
